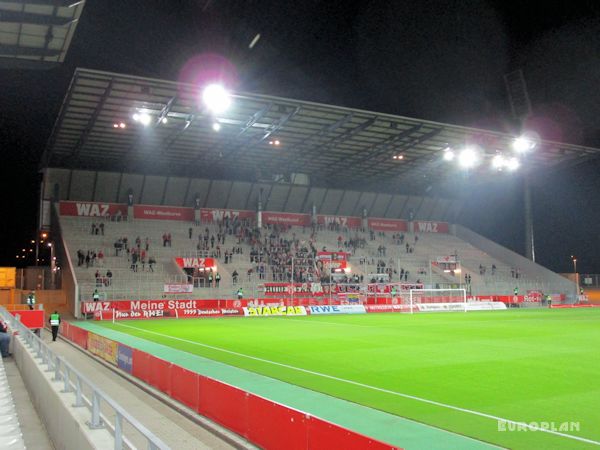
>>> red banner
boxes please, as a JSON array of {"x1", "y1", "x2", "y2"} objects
[
  {"x1": 9, "y1": 310, "x2": 44, "y2": 328},
  {"x1": 133, "y1": 204, "x2": 194, "y2": 221},
  {"x1": 96, "y1": 307, "x2": 244, "y2": 320},
  {"x1": 368, "y1": 218, "x2": 408, "y2": 232},
  {"x1": 200, "y1": 208, "x2": 255, "y2": 223},
  {"x1": 59, "y1": 201, "x2": 127, "y2": 217},
  {"x1": 413, "y1": 221, "x2": 449, "y2": 233},
  {"x1": 316, "y1": 215, "x2": 362, "y2": 228},
  {"x1": 174, "y1": 257, "x2": 216, "y2": 269},
  {"x1": 262, "y1": 211, "x2": 310, "y2": 226}
]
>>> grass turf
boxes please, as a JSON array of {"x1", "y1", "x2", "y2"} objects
[{"x1": 96, "y1": 309, "x2": 600, "y2": 449}]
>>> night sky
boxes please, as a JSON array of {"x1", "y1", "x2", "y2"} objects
[{"x1": 1, "y1": 0, "x2": 599, "y2": 273}]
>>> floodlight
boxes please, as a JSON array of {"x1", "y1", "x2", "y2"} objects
[
  {"x1": 113, "y1": 123, "x2": 119, "y2": 128},
  {"x1": 139, "y1": 113, "x2": 151, "y2": 126},
  {"x1": 513, "y1": 136, "x2": 535, "y2": 153},
  {"x1": 274, "y1": 140, "x2": 281, "y2": 146},
  {"x1": 458, "y1": 147, "x2": 478, "y2": 168},
  {"x1": 443, "y1": 149, "x2": 455, "y2": 161},
  {"x1": 161, "y1": 117, "x2": 168, "y2": 124},
  {"x1": 119, "y1": 122, "x2": 126, "y2": 129},
  {"x1": 506, "y1": 157, "x2": 520, "y2": 171},
  {"x1": 491, "y1": 154, "x2": 506, "y2": 169},
  {"x1": 212, "y1": 122, "x2": 221, "y2": 132},
  {"x1": 202, "y1": 84, "x2": 231, "y2": 114}
]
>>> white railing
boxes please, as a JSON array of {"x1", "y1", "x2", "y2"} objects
[{"x1": 0, "y1": 307, "x2": 169, "y2": 450}]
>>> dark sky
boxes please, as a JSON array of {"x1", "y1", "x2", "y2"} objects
[{"x1": 1, "y1": 0, "x2": 599, "y2": 273}]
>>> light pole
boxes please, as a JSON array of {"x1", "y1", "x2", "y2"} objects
[
  {"x1": 571, "y1": 256, "x2": 579, "y2": 300},
  {"x1": 48, "y1": 242, "x2": 55, "y2": 289}
]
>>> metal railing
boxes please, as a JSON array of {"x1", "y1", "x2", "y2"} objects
[{"x1": 0, "y1": 307, "x2": 169, "y2": 450}]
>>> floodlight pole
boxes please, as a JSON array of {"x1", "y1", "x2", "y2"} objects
[{"x1": 524, "y1": 178, "x2": 536, "y2": 262}]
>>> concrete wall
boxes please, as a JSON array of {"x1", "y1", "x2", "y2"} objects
[
  {"x1": 44, "y1": 168, "x2": 461, "y2": 221},
  {"x1": 13, "y1": 337, "x2": 114, "y2": 450}
]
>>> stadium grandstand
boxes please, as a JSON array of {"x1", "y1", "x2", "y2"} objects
[{"x1": 2, "y1": 16, "x2": 600, "y2": 450}]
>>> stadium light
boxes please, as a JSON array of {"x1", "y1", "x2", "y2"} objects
[
  {"x1": 212, "y1": 122, "x2": 221, "y2": 132},
  {"x1": 458, "y1": 147, "x2": 478, "y2": 169},
  {"x1": 513, "y1": 136, "x2": 536, "y2": 153},
  {"x1": 132, "y1": 112, "x2": 151, "y2": 126},
  {"x1": 161, "y1": 117, "x2": 168, "y2": 124},
  {"x1": 202, "y1": 84, "x2": 231, "y2": 114},
  {"x1": 491, "y1": 154, "x2": 506, "y2": 170},
  {"x1": 506, "y1": 157, "x2": 520, "y2": 171},
  {"x1": 443, "y1": 149, "x2": 455, "y2": 161}
]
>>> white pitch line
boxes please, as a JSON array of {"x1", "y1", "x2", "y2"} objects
[{"x1": 113, "y1": 322, "x2": 600, "y2": 447}]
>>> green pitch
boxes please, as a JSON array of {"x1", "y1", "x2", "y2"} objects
[{"x1": 96, "y1": 309, "x2": 600, "y2": 449}]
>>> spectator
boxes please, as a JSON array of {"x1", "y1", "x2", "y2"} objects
[
  {"x1": 188, "y1": 227, "x2": 193, "y2": 239},
  {"x1": 98, "y1": 250, "x2": 104, "y2": 266},
  {"x1": 215, "y1": 272, "x2": 221, "y2": 287},
  {"x1": 26, "y1": 291, "x2": 36, "y2": 310},
  {"x1": 91, "y1": 223, "x2": 96, "y2": 235},
  {"x1": 93, "y1": 289, "x2": 100, "y2": 302},
  {"x1": 99, "y1": 223, "x2": 104, "y2": 235},
  {"x1": 0, "y1": 319, "x2": 11, "y2": 357},
  {"x1": 148, "y1": 257, "x2": 155, "y2": 272},
  {"x1": 237, "y1": 287, "x2": 243, "y2": 300},
  {"x1": 106, "y1": 269, "x2": 113, "y2": 286},
  {"x1": 232, "y1": 270, "x2": 239, "y2": 284},
  {"x1": 49, "y1": 311, "x2": 61, "y2": 342}
]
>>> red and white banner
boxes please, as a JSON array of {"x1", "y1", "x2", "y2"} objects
[
  {"x1": 163, "y1": 284, "x2": 194, "y2": 294},
  {"x1": 59, "y1": 201, "x2": 127, "y2": 217},
  {"x1": 174, "y1": 257, "x2": 216, "y2": 269},
  {"x1": 316, "y1": 251, "x2": 350, "y2": 261},
  {"x1": 95, "y1": 307, "x2": 244, "y2": 320},
  {"x1": 262, "y1": 282, "x2": 326, "y2": 296},
  {"x1": 367, "y1": 283, "x2": 424, "y2": 293},
  {"x1": 262, "y1": 211, "x2": 310, "y2": 226},
  {"x1": 526, "y1": 290, "x2": 543, "y2": 302},
  {"x1": 316, "y1": 215, "x2": 362, "y2": 228},
  {"x1": 413, "y1": 221, "x2": 449, "y2": 233},
  {"x1": 133, "y1": 204, "x2": 194, "y2": 221},
  {"x1": 436, "y1": 255, "x2": 457, "y2": 263},
  {"x1": 200, "y1": 208, "x2": 255, "y2": 223},
  {"x1": 368, "y1": 218, "x2": 408, "y2": 232}
]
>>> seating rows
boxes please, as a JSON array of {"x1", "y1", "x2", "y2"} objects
[{"x1": 59, "y1": 216, "x2": 552, "y2": 301}]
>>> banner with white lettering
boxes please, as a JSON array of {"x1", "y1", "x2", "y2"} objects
[
  {"x1": 174, "y1": 257, "x2": 216, "y2": 269},
  {"x1": 163, "y1": 284, "x2": 194, "y2": 293},
  {"x1": 368, "y1": 218, "x2": 408, "y2": 232},
  {"x1": 414, "y1": 221, "x2": 449, "y2": 233},
  {"x1": 59, "y1": 201, "x2": 127, "y2": 217},
  {"x1": 200, "y1": 208, "x2": 255, "y2": 223},
  {"x1": 133, "y1": 205, "x2": 194, "y2": 221},
  {"x1": 316, "y1": 215, "x2": 362, "y2": 228}
]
